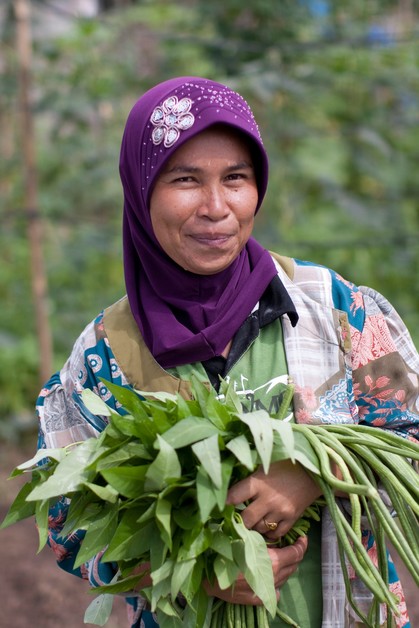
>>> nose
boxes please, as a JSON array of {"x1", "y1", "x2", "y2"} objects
[{"x1": 197, "y1": 184, "x2": 229, "y2": 220}]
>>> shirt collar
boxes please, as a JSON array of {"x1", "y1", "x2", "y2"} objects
[{"x1": 258, "y1": 275, "x2": 299, "y2": 328}]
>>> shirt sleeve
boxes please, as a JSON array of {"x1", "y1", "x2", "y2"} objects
[
  {"x1": 36, "y1": 314, "x2": 126, "y2": 588},
  {"x1": 349, "y1": 285, "x2": 418, "y2": 440}
]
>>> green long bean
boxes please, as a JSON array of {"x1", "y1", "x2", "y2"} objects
[
  {"x1": 322, "y1": 444, "x2": 362, "y2": 539},
  {"x1": 292, "y1": 425, "x2": 377, "y2": 497},
  {"x1": 319, "y1": 425, "x2": 419, "y2": 457},
  {"x1": 310, "y1": 428, "x2": 419, "y2": 580},
  {"x1": 347, "y1": 445, "x2": 419, "y2": 553}
]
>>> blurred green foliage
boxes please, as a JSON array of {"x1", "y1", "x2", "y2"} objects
[{"x1": 0, "y1": 0, "x2": 418, "y2": 429}]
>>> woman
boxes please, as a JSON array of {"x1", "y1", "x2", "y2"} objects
[{"x1": 37, "y1": 77, "x2": 419, "y2": 627}]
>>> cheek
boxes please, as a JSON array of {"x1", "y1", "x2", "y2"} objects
[
  {"x1": 151, "y1": 210, "x2": 186, "y2": 259},
  {"x1": 229, "y1": 185, "x2": 258, "y2": 213},
  {"x1": 235, "y1": 193, "x2": 258, "y2": 228}
]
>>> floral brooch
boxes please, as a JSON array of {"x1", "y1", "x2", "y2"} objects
[{"x1": 150, "y1": 96, "x2": 195, "y2": 148}]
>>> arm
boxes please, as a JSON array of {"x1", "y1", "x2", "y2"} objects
[
  {"x1": 36, "y1": 314, "x2": 127, "y2": 588},
  {"x1": 351, "y1": 286, "x2": 418, "y2": 441}
]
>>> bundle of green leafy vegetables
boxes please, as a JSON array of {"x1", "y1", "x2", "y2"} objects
[{"x1": 2, "y1": 377, "x2": 419, "y2": 628}]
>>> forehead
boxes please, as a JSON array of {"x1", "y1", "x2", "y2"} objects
[{"x1": 163, "y1": 125, "x2": 253, "y2": 166}]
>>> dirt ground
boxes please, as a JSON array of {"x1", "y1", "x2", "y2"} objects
[
  {"x1": 1, "y1": 441, "x2": 418, "y2": 628},
  {"x1": 0, "y1": 442, "x2": 128, "y2": 628}
]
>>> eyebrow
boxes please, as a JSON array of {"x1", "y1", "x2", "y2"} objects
[{"x1": 164, "y1": 161, "x2": 253, "y2": 174}]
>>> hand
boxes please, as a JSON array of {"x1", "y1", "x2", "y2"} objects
[
  {"x1": 204, "y1": 536, "x2": 308, "y2": 604},
  {"x1": 227, "y1": 460, "x2": 322, "y2": 540},
  {"x1": 128, "y1": 562, "x2": 152, "y2": 594}
]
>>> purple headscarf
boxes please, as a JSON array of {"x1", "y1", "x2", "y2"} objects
[{"x1": 120, "y1": 76, "x2": 277, "y2": 368}]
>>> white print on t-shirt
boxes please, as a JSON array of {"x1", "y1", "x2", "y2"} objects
[{"x1": 217, "y1": 373, "x2": 292, "y2": 419}]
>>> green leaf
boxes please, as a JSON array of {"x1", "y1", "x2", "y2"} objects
[
  {"x1": 192, "y1": 434, "x2": 222, "y2": 489},
  {"x1": 186, "y1": 584, "x2": 212, "y2": 626},
  {"x1": 196, "y1": 466, "x2": 218, "y2": 522},
  {"x1": 101, "y1": 379, "x2": 149, "y2": 417},
  {"x1": 155, "y1": 497, "x2": 172, "y2": 551},
  {"x1": 212, "y1": 457, "x2": 235, "y2": 512},
  {"x1": 27, "y1": 440, "x2": 98, "y2": 500},
  {"x1": 94, "y1": 573, "x2": 143, "y2": 595},
  {"x1": 35, "y1": 498, "x2": 50, "y2": 553},
  {"x1": 151, "y1": 557, "x2": 174, "y2": 585},
  {"x1": 226, "y1": 434, "x2": 255, "y2": 471},
  {"x1": 213, "y1": 554, "x2": 240, "y2": 589},
  {"x1": 179, "y1": 563, "x2": 203, "y2": 608},
  {"x1": 203, "y1": 394, "x2": 230, "y2": 431},
  {"x1": 239, "y1": 410, "x2": 274, "y2": 474},
  {"x1": 219, "y1": 379, "x2": 242, "y2": 413},
  {"x1": 271, "y1": 418, "x2": 296, "y2": 461},
  {"x1": 210, "y1": 529, "x2": 234, "y2": 560},
  {"x1": 148, "y1": 404, "x2": 174, "y2": 435},
  {"x1": 103, "y1": 514, "x2": 154, "y2": 562},
  {"x1": 155, "y1": 598, "x2": 183, "y2": 628},
  {"x1": 108, "y1": 413, "x2": 149, "y2": 438},
  {"x1": 136, "y1": 501, "x2": 157, "y2": 525},
  {"x1": 172, "y1": 497, "x2": 201, "y2": 531},
  {"x1": 231, "y1": 514, "x2": 277, "y2": 616},
  {"x1": 135, "y1": 389, "x2": 178, "y2": 403},
  {"x1": 95, "y1": 441, "x2": 152, "y2": 470},
  {"x1": 161, "y1": 417, "x2": 219, "y2": 449},
  {"x1": 60, "y1": 493, "x2": 101, "y2": 537},
  {"x1": 100, "y1": 465, "x2": 148, "y2": 498},
  {"x1": 73, "y1": 502, "x2": 118, "y2": 567},
  {"x1": 145, "y1": 435, "x2": 182, "y2": 491},
  {"x1": 171, "y1": 558, "x2": 196, "y2": 600},
  {"x1": 294, "y1": 431, "x2": 321, "y2": 474},
  {"x1": 178, "y1": 526, "x2": 209, "y2": 561},
  {"x1": 0, "y1": 481, "x2": 37, "y2": 529},
  {"x1": 81, "y1": 388, "x2": 114, "y2": 417},
  {"x1": 9, "y1": 447, "x2": 67, "y2": 475},
  {"x1": 149, "y1": 530, "x2": 167, "y2": 573},
  {"x1": 151, "y1": 563, "x2": 174, "y2": 612},
  {"x1": 84, "y1": 594, "x2": 114, "y2": 626},
  {"x1": 294, "y1": 450, "x2": 320, "y2": 475},
  {"x1": 84, "y1": 481, "x2": 119, "y2": 503},
  {"x1": 190, "y1": 376, "x2": 212, "y2": 417}
]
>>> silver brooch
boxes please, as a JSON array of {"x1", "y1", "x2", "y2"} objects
[{"x1": 150, "y1": 96, "x2": 195, "y2": 148}]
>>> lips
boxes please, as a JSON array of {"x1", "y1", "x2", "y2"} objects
[
  {"x1": 191, "y1": 234, "x2": 232, "y2": 247},
  {"x1": 191, "y1": 232, "x2": 231, "y2": 241}
]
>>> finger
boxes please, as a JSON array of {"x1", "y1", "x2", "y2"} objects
[
  {"x1": 236, "y1": 498, "x2": 271, "y2": 530},
  {"x1": 269, "y1": 536, "x2": 308, "y2": 571},
  {"x1": 253, "y1": 513, "x2": 281, "y2": 536},
  {"x1": 264, "y1": 515, "x2": 292, "y2": 540},
  {"x1": 269, "y1": 537, "x2": 309, "y2": 588},
  {"x1": 226, "y1": 476, "x2": 256, "y2": 505},
  {"x1": 247, "y1": 508, "x2": 292, "y2": 539},
  {"x1": 276, "y1": 562, "x2": 300, "y2": 588},
  {"x1": 267, "y1": 542, "x2": 306, "y2": 589}
]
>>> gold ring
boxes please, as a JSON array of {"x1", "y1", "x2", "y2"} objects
[{"x1": 263, "y1": 517, "x2": 278, "y2": 531}]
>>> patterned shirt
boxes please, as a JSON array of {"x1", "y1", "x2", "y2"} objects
[{"x1": 37, "y1": 256, "x2": 419, "y2": 627}]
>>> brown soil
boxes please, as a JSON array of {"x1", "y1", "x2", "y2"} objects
[
  {"x1": 1, "y1": 442, "x2": 417, "y2": 628},
  {"x1": 0, "y1": 442, "x2": 128, "y2": 628}
]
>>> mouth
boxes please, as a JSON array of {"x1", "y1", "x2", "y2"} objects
[{"x1": 190, "y1": 233, "x2": 232, "y2": 246}]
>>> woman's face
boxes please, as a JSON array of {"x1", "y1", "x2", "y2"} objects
[{"x1": 149, "y1": 125, "x2": 258, "y2": 275}]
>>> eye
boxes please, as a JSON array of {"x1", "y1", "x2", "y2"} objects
[
  {"x1": 225, "y1": 172, "x2": 247, "y2": 182},
  {"x1": 172, "y1": 175, "x2": 196, "y2": 183},
  {"x1": 170, "y1": 174, "x2": 196, "y2": 186}
]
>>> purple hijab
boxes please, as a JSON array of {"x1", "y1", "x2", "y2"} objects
[{"x1": 120, "y1": 77, "x2": 277, "y2": 368}]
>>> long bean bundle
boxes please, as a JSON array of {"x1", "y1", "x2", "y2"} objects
[{"x1": 1, "y1": 378, "x2": 418, "y2": 628}]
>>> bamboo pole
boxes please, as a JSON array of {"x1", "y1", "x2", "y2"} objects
[{"x1": 14, "y1": 0, "x2": 53, "y2": 384}]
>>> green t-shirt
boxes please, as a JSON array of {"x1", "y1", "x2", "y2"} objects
[{"x1": 171, "y1": 318, "x2": 323, "y2": 627}]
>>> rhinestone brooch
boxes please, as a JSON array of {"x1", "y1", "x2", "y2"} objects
[{"x1": 150, "y1": 96, "x2": 195, "y2": 148}]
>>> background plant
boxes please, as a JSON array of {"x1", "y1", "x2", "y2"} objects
[{"x1": 0, "y1": 0, "x2": 418, "y2": 428}]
